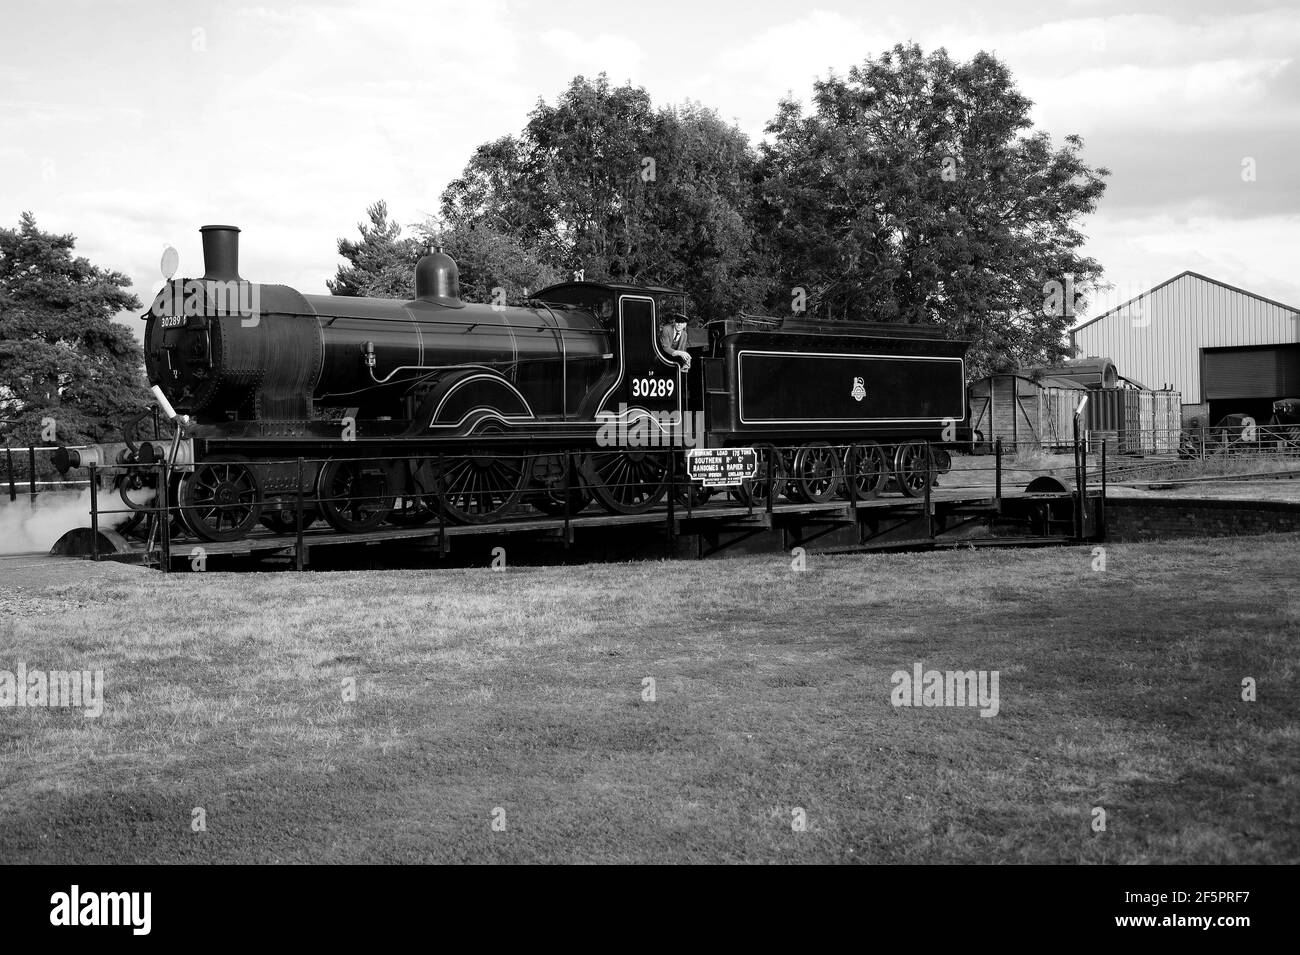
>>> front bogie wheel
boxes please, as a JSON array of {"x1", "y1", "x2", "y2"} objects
[{"x1": 178, "y1": 455, "x2": 264, "y2": 542}]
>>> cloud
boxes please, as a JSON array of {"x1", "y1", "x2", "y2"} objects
[
  {"x1": 538, "y1": 28, "x2": 645, "y2": 77},
  {"x1": 1077, "y1": 209, "x2": 1300, "y2": 319},
  {"x1": 1, "y1": 0, "x2": 1297, "y2": 348}
]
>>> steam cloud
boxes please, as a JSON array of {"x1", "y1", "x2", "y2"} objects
[{"x1": 0, "y1": 489, "x2": 151, "y2": 554}]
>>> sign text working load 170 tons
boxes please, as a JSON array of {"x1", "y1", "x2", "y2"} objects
[{"x1": 685, "y1": 448, "x2": 760, "y2": 487}]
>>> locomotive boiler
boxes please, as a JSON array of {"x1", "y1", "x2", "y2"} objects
[
  {"x1": 147, "y1": 226, "x2": 613, "y2": 431},
  {"x1": 57, "y1": 225, "x2": 971, "y2": 544}
]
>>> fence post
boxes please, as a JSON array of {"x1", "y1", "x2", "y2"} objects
[
  {"x1": 5, "y1": 443, "x2": 14, "y2": 502},
  {"x1": 89, "y1": 463, "x2": 100, "y2": 562},
  {"x1": 666, "y1": 449, "x2": 676, "y2": 549},
  {"x1": 845, "y1": 444, "x2": 858, "y2": 508},
  {"x1": 436, "y1": 452, "x2": 448, "y2": 554},
  {"x1": 28, "y1": 444, "x2": 37, "y2": 503},
  {"x1": 765, "y1": 447, "x2": 775, "y2": 517},
  {"x1": 1079, "y1": 427, "x2": 1089, "y2": 536},
  {"x1": 561, "y1": 451, "x2": 571, "y2": 551},
  {"x1": 923, "y1": 440, "x2": 934, "y2": 539},
  {"x1": 1100, "y1": 439, "x2": 1107, "y2": 538},
  {"x1": 295, "y1": 457, "x2": 306, "y2": 572},
  {"x1": 994, "y1": 438, "x2": 1002, "y2": 508},
  {"x1": 157, "y1": 461, "x2": 171, "y2": 573}
]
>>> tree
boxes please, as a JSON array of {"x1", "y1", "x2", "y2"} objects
[
  {"x1": 329, "y1": 201, "x2": 561, "y2": 306},
  {"x1": 0, "y1": 212, "x2": 147, "y2": 444},
  {"x1": 639, "y1": 102, "x2": 767, "y2": 321},
  {"x1": 440, "y1": 75, "x2": 764, "y2": 322},
  {"x1": 327, "y1": 201, "x2": 424, "y2": 298},
  {"x1": 756, "y1": 44, "x2": 1109, "y2": 374},
  {"x1": 414, "y1": 220, "x2": 563, "y2": 306}
]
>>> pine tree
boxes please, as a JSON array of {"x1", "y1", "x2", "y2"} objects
[
  {"x1": 327, "y1": 201, "x2": 423, "y2": 298},
  {"x1": 0, "y1": 212, "x2": 147, "y2": 444}
]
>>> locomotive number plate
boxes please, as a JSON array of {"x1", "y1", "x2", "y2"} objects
[{"x1": 686, "y1": 448, "x2": 758, "y2": 487}]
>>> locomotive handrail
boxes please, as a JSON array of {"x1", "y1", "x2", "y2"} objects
[
  {"x1": 317, "y1": 311, "x2": 608, "y2": 334},
  {"x1": 366, "y1": 361, "x2": 504, "y2": 386}
]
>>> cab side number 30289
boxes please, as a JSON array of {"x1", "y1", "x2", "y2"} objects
[{"x1": 632, "y1": 377, "x2": 674, "y2": 398}]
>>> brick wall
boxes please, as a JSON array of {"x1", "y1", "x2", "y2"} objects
[{"x1": 1104, "y1": 497, "x2": 1300, "y2": 541}]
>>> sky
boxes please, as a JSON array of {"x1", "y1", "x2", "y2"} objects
[{"x1": 2, "y1": 0, "x2": 1298, "y2": 340}]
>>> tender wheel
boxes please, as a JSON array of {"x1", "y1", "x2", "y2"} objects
[
  {"x1": 581, "y1": 450, "x2": 669, "y2": 515},
  {"x1": 732, "y1": 443, "x2": 786, "y2": 508},
  {"x1": 840, "y1": 441, "x2": 888, "y2": 500},
  {"x1": 318, "y1": 459, "x2": 394, "y2": 533},
  {"x1": 177, "y1": 455, "x2": 263, "y2": 542},
  {"x1": 790, "y1": 441, "x2": 842, "y2": 503},
  {"x1": 431, "y1": 451, "x2": 527, "y2": 524},
  {"x1": 893, "y1": 440, "x2": 937, "y2": 498}
]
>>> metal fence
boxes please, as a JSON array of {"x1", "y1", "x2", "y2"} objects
[
  {"x1": 78, "y1": 441, "x2": 1066, "y2": 570},
  {"x1": 0, "y1": 444, "x2": 90, "y2": 502}
]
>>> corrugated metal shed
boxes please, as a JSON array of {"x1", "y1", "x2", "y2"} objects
[{"x1": 1069, "y1": 272, "x2": 1300, "y2": 405}]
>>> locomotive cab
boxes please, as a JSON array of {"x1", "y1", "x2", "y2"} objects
[{"x1": 534, "y1": 281, "x2": 689, "y2": 428}]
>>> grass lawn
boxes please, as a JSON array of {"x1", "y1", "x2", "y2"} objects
[{"x1": 1, "y1": 534, "x2": 1297, "y2": 863}]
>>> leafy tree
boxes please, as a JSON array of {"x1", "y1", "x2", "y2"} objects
[
  {"x1": 0, "y1": 212, "x2": 147, "y2": 444},
  {"x1": 442, "y1": 76, "x2": 657, "y2": 280},
  {"x1": 440, "y1": 75, "x2": 763, "y2": 322},
  {"x1": 639, "y1": 102, "x2": 767, "y2": 321},
  {"x1": 756, "y1": 44, "x2": 1109, "y2": 374}
]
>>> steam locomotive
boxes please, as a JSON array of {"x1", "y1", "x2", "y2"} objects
[{"x1": 56, "y1": 225, "x2": 970, "y2": 542}]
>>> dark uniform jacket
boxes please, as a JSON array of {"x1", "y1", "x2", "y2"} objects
[{"x1": 660, "y1": 324, "x2": 688, "y2": 355}]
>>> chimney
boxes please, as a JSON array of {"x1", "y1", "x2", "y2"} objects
[{"x1": 200, "y1": 225, "x2": 242, "y2": 282}]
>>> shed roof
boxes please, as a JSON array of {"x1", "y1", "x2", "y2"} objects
[{"x1": 1069, "y1": 271, "x2": 1300, "y2": 334}]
